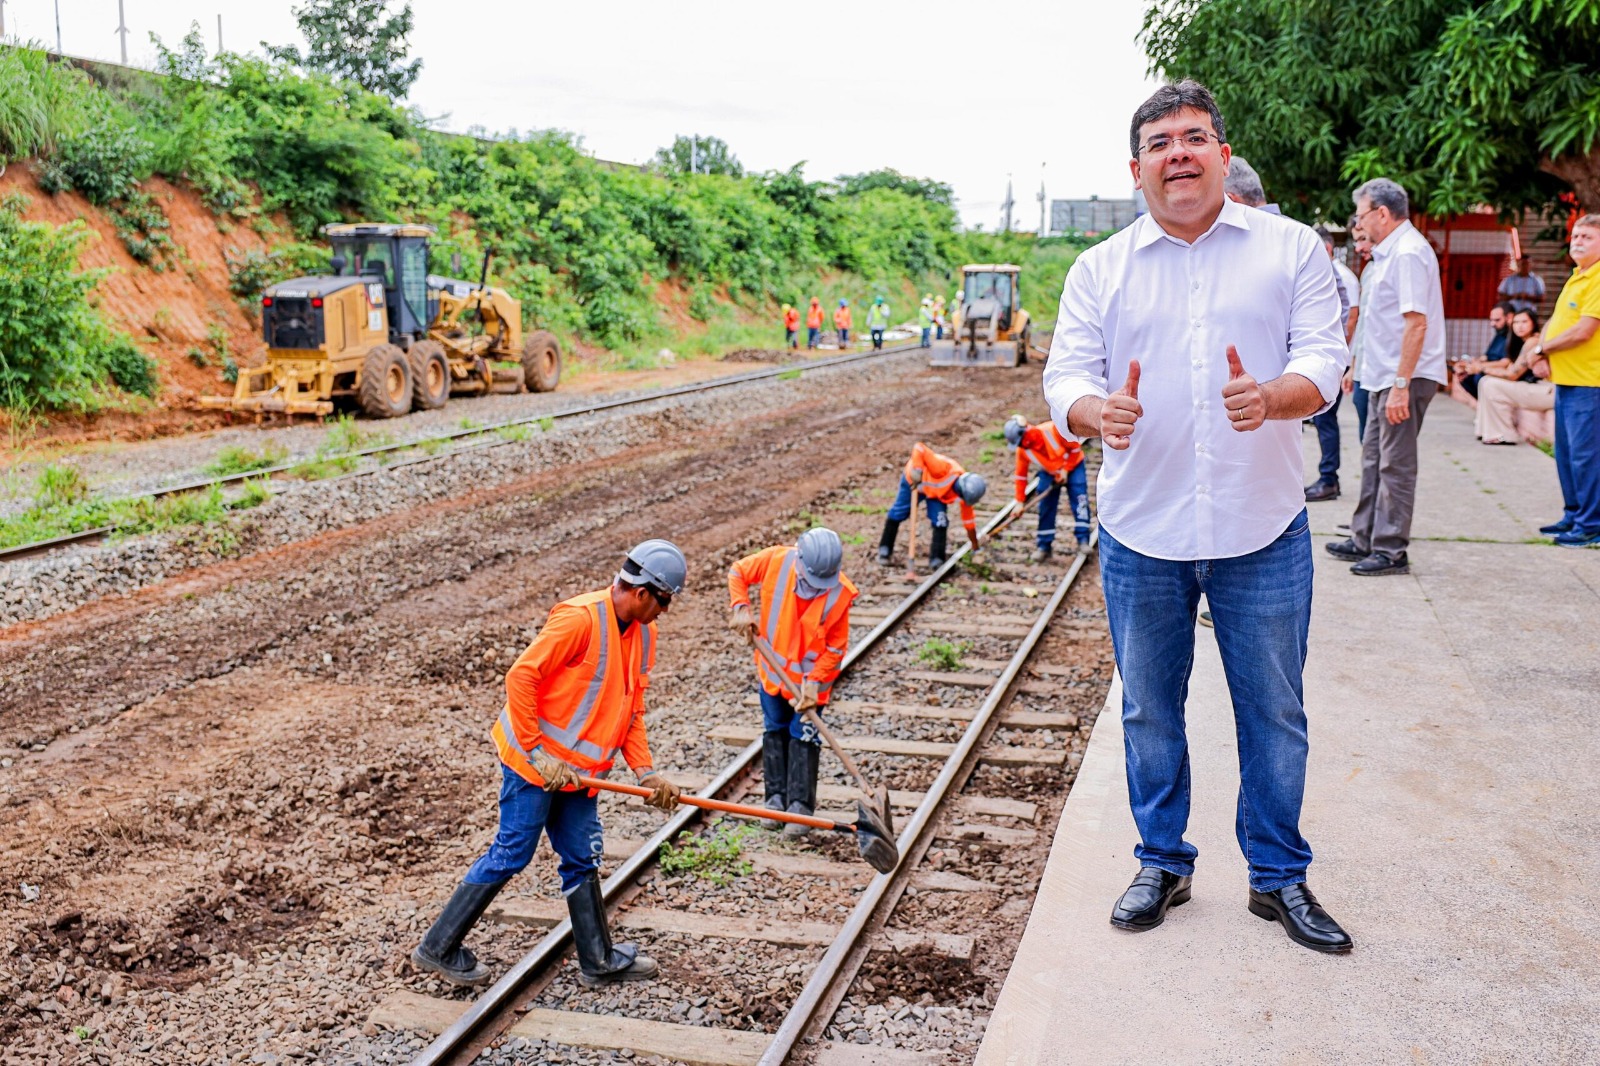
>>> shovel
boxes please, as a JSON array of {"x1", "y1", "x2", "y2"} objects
[
  {"x1": 904, "y1": 511, "x2": 919, "y2": 581},
  {"x1": 983, "y1": 489, "x2": 1043, "y2": 544},
  {"x1": 750, "y1": 636, "x2": 895, "y2": 841},
  {"x1": 579, "y1": 775, "x2": 900, "y2": 875}
]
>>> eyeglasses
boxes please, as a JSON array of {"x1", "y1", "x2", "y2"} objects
[
  {"x1": 1353, "y1": 206, "x2": 1385, "y2": 226},
  {"x1": 1137, "y1": 130, "x2": 1221, "y2": 157},
  {"x1": 647, "y1": 586, "x2": 673, "y2": 609}
]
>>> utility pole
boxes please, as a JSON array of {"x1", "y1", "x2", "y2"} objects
[
  {"x1": 55, "y1": 0, "x2": 62, "y2": 53},
  {"x1": 1, "y1": 0, "x2": 8, "y2": 41},
  {"x1": 216, "y1": 13, "x2": 224, "y2": 53},
  {"x1": 1000, "y1": 175, "x2": 1015, "y2": 234},
  {"x1": 1037, "y1": 163, "x2": 1048, "y2": 238},
  {"x1": 116, "y1": 0, "x2": 130, "y2": 64}
]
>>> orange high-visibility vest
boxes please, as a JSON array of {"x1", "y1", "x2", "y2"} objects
[
  {"x1": 728, "y1": 545, "x2": 856, "y2": 704},
  {"x1": 904, "y1": 442, "x2": 977, "y2": 532},
  {"x1": 492, "y1": 589, "x2": 657, "y2": 789},
  {"x1": 784, "y1": 307, "x2": 800, "y2": 331},
  {"x1": 834, "y1": 306, "x2": 852, "y2": 329},
  {"x1": 1014, "y1": 423, "x2": 1084, "y2": 502},
  {"x1": 806, "y1": 302, "x2": 824, "y2": 328}
]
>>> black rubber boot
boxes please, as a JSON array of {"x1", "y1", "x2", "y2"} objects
[
  {"x1": 567, "y1": 872, "x2": 658, "y2": 987},
  {"x1": 928, "y1": 526, "x2": 949, "y2": 569},
  {"x1": 783, "y1": 737, "x2": 821, "y2": 838},
  {"x1": 411, "y1": 880, "x2": 505, "y2": 986},
  {"x1": 877, "y1": 517, "x2": 901, "y2": 566},
  {"x1": 761, "y1": 729, "x2": 789, "y2": 830}
]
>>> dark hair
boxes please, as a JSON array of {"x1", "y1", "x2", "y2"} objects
[
  {"x1": 1129, "y1": 80, "x2": 1226, "y2": 158},
  {"x1": 1493, "y1": 301, "x2": 1517, "y2": 318},
  {"x1": 1512, "y1": 307, "x2": 1541, "y2": 331}
]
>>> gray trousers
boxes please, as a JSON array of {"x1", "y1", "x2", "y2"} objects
[{"x1": 1350, "y1": 379, "x2": 1436, "y2": 558}]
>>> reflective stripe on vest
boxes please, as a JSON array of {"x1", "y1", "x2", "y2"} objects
[
  {"x1": 537, "y1": 598, "x2": 615, "y2": 763},
  {"x1": 757, "y1": 550, "x2": 845, "y2": 698}
]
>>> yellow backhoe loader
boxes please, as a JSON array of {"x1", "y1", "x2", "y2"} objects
[
  {"x1": 201, "y1": 223, "x2": 563, "y2": 418},
  {"x1": 930, "y1": 263, "x2": 1032, "y2": 368}
]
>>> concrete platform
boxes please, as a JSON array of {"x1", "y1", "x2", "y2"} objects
[{"x1": 979, "y1": 396, "x2": 1600, "y2": 1064}]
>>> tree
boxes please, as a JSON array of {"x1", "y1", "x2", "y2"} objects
[
  {"x1": 652, "y1": 135, "x2": 743, "y2": 178},
  {"x1": 836, "y1": 169, "x2": 955, "y2": 209},
  {"x1": 1141, "y1": 0, "x2": 1600, "y2": 217},
  {"x1": 266, "y1": 0, "x2": 422, "y2": 100}
]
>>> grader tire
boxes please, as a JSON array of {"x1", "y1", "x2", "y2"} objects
[
  {"x1": 521, "y1": 330, "x2": 563, "y2": 393},
  {"x1": 359, "y1": 344, "x2": 413, "y2": 419},
  {"x1": 409, "y1": 340, "x2": 450, "y2": 411}
]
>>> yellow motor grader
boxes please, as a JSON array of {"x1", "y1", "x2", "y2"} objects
[
  {"x1": 201, "y1": 223, "x2": 563, "y2": 418},
  {"x1": 930, "y1": 263, "x2": 1032, "y2": 368}
]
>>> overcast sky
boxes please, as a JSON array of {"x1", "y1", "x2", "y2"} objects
[{"x1": 8, "y1": 0, "x2": 1159, "y2": 229}]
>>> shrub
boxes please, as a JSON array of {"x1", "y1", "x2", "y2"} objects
[
  {"x1": 916, "y1": 637, "x2": 970, "y2": 671},
  {"x1": 45, "y1": 122, "x2": 151, "y2": 206}
]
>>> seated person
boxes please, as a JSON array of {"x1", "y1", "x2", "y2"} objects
[
  {"x1": 1458, "y1": 302, "x2": 1516, "y2": 399},
  {"x1": 1475, "y1": 309, "x2": 1551, "y2": 445}
]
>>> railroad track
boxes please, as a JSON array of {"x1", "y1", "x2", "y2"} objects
[
  {"x1": 371, "y1": 492, "x2": 1101, "y2": 1065},
  {"x1": 0, "y1": 342, "x2": 927, "y2": 564}
]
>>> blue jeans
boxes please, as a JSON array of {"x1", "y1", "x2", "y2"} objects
[
  {"x1": 870, "y1": 328, "x2": 884, "y2": 350},
  {"x1": 886, "y1": 475, "x2": 947, "y2": 528},
  {"x1": 838, "y1": 328, "x2": 849, "y2": 344},
  {"x1": 760, "y1": 689, "x2": 822, "y2": 745},
  {"x1": 1310, "y1": 391, "x2": 1341, "y2": 483},
  {"x1": 807, "y1": 327, "x2": 819, "y2": 348},
  {"x1": 1099, "y1": 512, "x2": 1315, "y2": 892},
  {"x1": 1031, "y1": 467, "x2": 1089, "y2": 548},
  {"x1": 1554, "y1": 384, "x2": 1600, "y2": 533},
  {"x1": 1352, "y1": 381, "x2": 1370, "y2": 446},
  {"x1": 936, "y1": 324, "x2": 945, "y2": 340},
  {"x1": 465, "y1": 764, "x2": 605, "y2": 893},
  {"x1": 920, "y1": 327, "x2": 931, "y2": 346}
]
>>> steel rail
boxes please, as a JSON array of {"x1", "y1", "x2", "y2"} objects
[
  {"x1": 757, "y1": 527, "x2": 1099, "y2": 1065},
  {"x1": 0, "y1": 342, "x2": 927, "y2": 565},
  {"x1": 409, "y1": 500, "x2": 1022, "y2": 1066}
]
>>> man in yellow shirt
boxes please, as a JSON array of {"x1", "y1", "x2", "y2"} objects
[{"x1": 1531, "y1": 214, "x2": 1600, "y2": 547}]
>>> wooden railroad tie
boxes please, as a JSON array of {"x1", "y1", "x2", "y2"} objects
[
  {"x1": 596, "y1": 838, "x2": 1004, "y2": 892},
  {"x1": 706, "y1": 723, "x2": 1064, "y2": 766}
]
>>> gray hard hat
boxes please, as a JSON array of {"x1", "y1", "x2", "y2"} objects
[
  {"x1": 1003, "y1": 415, "x2": 1026, "y2": 447},
  {"x1": 618, "y1": 538, "x2": 687, "y2": 595},
  {"x1": 796, "y1": 527, "x2": 843, "y2": 589},
  {"x1": 955, "y1": 473, "x2": 988, "y2": 505}
]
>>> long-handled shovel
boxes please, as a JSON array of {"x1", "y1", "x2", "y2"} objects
[
  {"x1": 749, "y1": 637, "x2": 895, "y2": 829},
  {"x1": 904, "y1": 510, "x2": 919, "y2": 581},
  {"x1": 983, "y1": 488, "x2": 1043, "y2": 544},
  {"x1": 579, "y1": 775, "x2": 900, "y2": 874}
]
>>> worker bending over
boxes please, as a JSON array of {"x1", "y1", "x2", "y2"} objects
[
  {"x1": 412, "y1": 540, "x2": 687, "y2": 988},
  {"x1": 728, "y1": 528, "x2": 857, "y2": 834},
  {"x1": 878, "y1": 442, "x2": 988, "y2": 569},
  {"x1": 1005, "y1": 414, "x2": 1091, "y2": 561}
]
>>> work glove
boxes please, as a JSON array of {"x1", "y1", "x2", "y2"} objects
[
  {"x1": 795, "y1": 678, "x2": 820, "y2": 714},
  {"x1": 728, "y1": 603, "x2": 757, "y2": 644},
  {"x1": 530, "y1": 747, "x2": 581, "y2": 792},
  {"x1": 638, "y1": 772, "x2": 682, "y2": 811},
  {"x1": 907, "y1": 468, "x2": 924, "y2": 488}
]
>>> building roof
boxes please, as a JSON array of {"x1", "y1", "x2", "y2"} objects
[{"x1": 324, "y1": 222, "x2": 438, "y2": 238}]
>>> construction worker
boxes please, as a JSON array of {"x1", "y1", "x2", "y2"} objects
[
  {"x1": 867, "y1": 296, "x2": 891, "y2": 350},
  {"x1": 806, "y1": 296, "x2": 825, "y2": 349},
  {"x1": 918, "y1": 295, "x2": 935, "y2": 347},
  {"x1": 411, "y1": 540, "x2": 688, "y2": 988},
  {"x1": 1005, "y1": 414, "x2": 1091, "y2": 562},
  {"x1": 878, "y1": 443, "x2": 988, "y2": 568},
  {"x1": 727, "y1": 528, "x2": 857, "y2": 834},
  {"x1": 834, "y1": 299, "x2": 852, "y2": 347},
  {"x1": 933, "y1": 294, "x2": 947, "y2": 340},
  {"x1": 782, "y1": 303, "x2": 800, "y2": 349}
]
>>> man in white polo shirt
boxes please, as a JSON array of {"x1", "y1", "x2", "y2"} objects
[
  {"x1": 1325, "y1": 178, "x2": 1447, "y2": 576},
  {"x1": 1044, "y1": 80, "x2": 1353, "y2": 953}
]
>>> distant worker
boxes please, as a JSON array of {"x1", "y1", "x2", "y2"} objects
[
  {"x1": 835, "y1": 299, "x2": 852, "y2": 347},
  {"x1": 806, "y1": 296, "x2": 825, "y2": 349},
  {"x1": 933, "y1": 294, "x2": 947, "y2": 340},
  {"x1": 783, "y1": 303, "x2": 800, "y2": 350},
  {"x1": 411, "y1": 540, "x2": 687, "y2": 988},
  {"x1": 918, "y1": 295, "x2": 935, "y2": 347},
  {"x1": 867, "y1": 296, "x2": 891, "y2": 350},
  {"x1": 1005, "y1": 414, "x2": 1090, "y2": 561},
  {"x1": 727, "y1": 528, "x2": 857, "y2": 833},
  {"x1": 878, "y1": 442, "x2": 988, "y2": 569}
]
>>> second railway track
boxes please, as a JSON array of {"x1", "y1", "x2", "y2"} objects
[{"x1": 376, "y1": 496, "x2": 1106, "y2": 1066}]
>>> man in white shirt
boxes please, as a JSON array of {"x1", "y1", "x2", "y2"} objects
[
  {"x1": 1325, "y1": 178, "x2": 1447, "y2": 576},
  {"x1": 1044, "y1": 80, "x2": 1352, "y2": 953},
  {"x1": 1307, "y1": 225, "x2": 1361, "y2": 502}
]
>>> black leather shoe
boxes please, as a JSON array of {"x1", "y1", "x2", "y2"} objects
[
  {"x1": 1304, "y1": 480, "x2": 1340, "y2": 502},
  {"x1": 1539, "y1": 518, "x2": 1574, "y2": 535},
  {"x1": 1324, "y1": 538, "x2": 1365, "y2": 561},
  {"x1": 1109, "y1": 868, "x2": 1192, "y2": 931},
  {"x1": 1351, "y1": 552, "x2": 1409, "y2": 576},
  {"x1": 1248, "y1": 883, "x2": 1352, "y2": 953}
]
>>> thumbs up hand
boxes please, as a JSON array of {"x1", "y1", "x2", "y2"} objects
[
  {"x1": 1221, "y1": 346, "x2": 1265, "y2": 432},
  {"x1": 1101, "y1": 360, "x2": 1143, "y2": 451}
]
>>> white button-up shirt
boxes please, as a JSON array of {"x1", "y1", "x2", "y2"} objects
[
  {"x1": 1356, "y1": 220, "x2": 1447, "y2": 389},
  {"x1": 1043, "y1": 198, "x2": 1349, "y2": 561}
]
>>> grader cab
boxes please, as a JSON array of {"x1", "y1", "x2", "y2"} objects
[
  {"x1": 202, "y1": 223, "x2": 563, "y2": 419},
  {"x1": 930, "y1": 264, "x2": 1032, "y2": 369}
]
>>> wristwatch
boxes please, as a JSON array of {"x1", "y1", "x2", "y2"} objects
[{"x1": 1393, "y1": 376, "x2": 1410, "y2": 389}]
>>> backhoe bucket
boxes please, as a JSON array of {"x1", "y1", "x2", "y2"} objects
[{"x1": 930, "y1": 338, "x2": 1022, "y2": 368}]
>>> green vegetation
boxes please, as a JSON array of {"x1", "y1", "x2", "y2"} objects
[
  {"x1": 536, "y1": 416, "x2": 555, "y2": 433},
  {"x1": 202, "y1": 442, "x2": 288, "y2": 475},
  {"x1": 1535, "y1": 439, "x2": 1555, "y2": 458},
  {"x1": 1141, "y1": 0, "x2": 1600, "y2": 216},
  {"x1": 0, "y1": 469, "x2": 272, "y2": 551},
  {"x1": 778, "y1": 368, "x2": 803, "y2": 381},
  {"x1": 496, "y1": 423, "x2": 532, "y2": 443},
  {"x1": 916, "y1": 637, "x2": 971, "y2": 672},
  {"x1": 658, "y1": 821, "x2": 755, "y2": 885},
  {"x1": 962, "y1": 556, "x2": 998, "y2": 581}
]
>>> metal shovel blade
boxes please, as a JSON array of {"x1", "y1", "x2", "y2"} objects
[{"x1": 855, "y1": 797, "x2": 900, "y2": 874}]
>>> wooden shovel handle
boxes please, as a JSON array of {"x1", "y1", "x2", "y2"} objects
[{"x1": 578, "y1": 775, "x2": 849, "y2": 832}]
